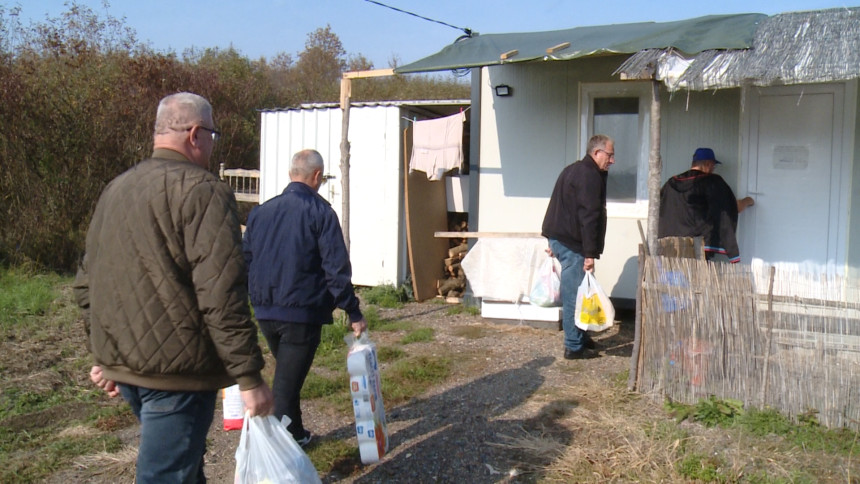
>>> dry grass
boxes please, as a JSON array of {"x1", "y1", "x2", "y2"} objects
[{"x1": 73, "y1": 447, "x2": 137, "y2": 480}]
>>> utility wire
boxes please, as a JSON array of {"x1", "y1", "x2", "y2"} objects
[{"x1": 363, "y1": 0, "x2": 473, "y2": 37}]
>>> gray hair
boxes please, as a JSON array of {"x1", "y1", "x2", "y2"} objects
[
  {"x1": 586, "y1": 134, "x2": 613, "y2": 156},
  {"x1": 154, "y1": 92, "x2": 212, "y2": 134},
  {"x1": 290, "y1": 149, "x2": 325, "y2": 178}
]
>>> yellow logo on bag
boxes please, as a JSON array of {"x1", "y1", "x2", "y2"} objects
[{"x1": 580, "y1": 295, "x2": 606, "y2": 325}]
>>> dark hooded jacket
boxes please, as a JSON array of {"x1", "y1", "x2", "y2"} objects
[{"x1": 658, "y1": 169, "x2": 741, "y2": 262}]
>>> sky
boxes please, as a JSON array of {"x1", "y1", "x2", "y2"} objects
[{"x1": 13, "y1": 0, "x2": 857, "y2": 70}]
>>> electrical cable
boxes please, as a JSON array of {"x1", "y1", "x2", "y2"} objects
[{"x1": 363, "y1": 0, "x2": 473, "y2": 37}]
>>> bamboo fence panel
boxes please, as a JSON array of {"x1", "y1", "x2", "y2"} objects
[{"x1": 637, "y1": 256, "x2": 860, "y2": 430}]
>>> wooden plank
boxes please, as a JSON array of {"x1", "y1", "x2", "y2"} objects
[
  {"x1": 546, "y1": 42, "x2": 570, "y2": 54},
  {"x1": 434, "y1": 231, "x2": 542, "y2": 238},
  {"x1": 342, "y1": 68, "x2": 395, "y2": 79},
  {"x1": 404, "y1": 126, "x2": 449, "y2": 302},
  {"x1": 500, "y1": 49, "x2": 518, "y2": 60}
]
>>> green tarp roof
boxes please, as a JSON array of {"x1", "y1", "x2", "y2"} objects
[{"x1": 395, "y1": 13, "x2": 766, "y2": 74}]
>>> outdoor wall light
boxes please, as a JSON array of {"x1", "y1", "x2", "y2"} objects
[{"x1": 494, "y1": 84, "x2": 512, "y2": 97}]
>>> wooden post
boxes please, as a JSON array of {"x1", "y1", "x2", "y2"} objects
[
  {"x1": 759, "y1": 265, "x2": 776, "y2": 406},
  {"x1": 339, "y1": 77, "x2": 352, "y2": 251},
  {"x1": 629, "y1": 243, "x2": 646, "y2": 391},
  {"x1": 646, "y1": 79, "x2": 662, "y2": 256}
]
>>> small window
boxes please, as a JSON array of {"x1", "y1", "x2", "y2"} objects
[
  {"x1": 580, "y1": 82, "x2": 651, "y2": 211},
  {"x1": 594, "y1": 98, "x2": 639, "y2": 202}
]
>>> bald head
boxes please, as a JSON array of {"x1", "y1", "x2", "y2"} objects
[
  {"x1": 290, "y1": 150, "x2": 325, "y2": 191},
  {"x1": 153, "y1": 92, "x2": 216, "y2": 169}
]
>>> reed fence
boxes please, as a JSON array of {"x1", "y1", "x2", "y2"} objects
[{"x1": 634, "y1": 254, "x2": 860, "y2": 430}]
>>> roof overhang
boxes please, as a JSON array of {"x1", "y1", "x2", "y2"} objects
[{"x1": 395, "y1": 13, "x2": 765, "y2": 74}]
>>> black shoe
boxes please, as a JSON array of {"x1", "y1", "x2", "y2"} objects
[
  {"x1": 583, "y1": 336, "x2": 601, "y2": 350},
  {"x1": 564, "y1": 348, "x2": 597, "y2": 360}
]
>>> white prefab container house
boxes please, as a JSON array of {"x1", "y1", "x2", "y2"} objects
[
  {"x1": 259, "y1": 101, "x2": 469, "y2": 290},
  {"x1": 394, "y1": 8, "x2": 860, "y2": 312}
]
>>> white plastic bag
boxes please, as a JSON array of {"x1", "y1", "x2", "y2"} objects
[
  {"x1": 529, "y1": 257, "x2": 561, "y2": 307},
  {"x1": 574, "y1": 272, "x2": 615, "y2": 332},
  {"x1": 234, "y1": 412, "x2": 321, "y2": 484}
]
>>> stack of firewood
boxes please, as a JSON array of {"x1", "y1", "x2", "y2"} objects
[{"x1": 437, "y1": 217, "x2": 468, "y2": 300}]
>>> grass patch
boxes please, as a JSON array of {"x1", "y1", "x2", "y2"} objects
[
  {"x1": 306, "y1": 438, "x2": 360, "y2": 478},
  {"x1": 2, "y1": 432, "x2": 124, "y2": 482},
  {"x1": 359, "y1": 284, "x2": 410, "y2": 308},
  {"x1": 302, "y1": 371, "x2": 348, "y2": 401},
  {"x1": 373, "y1": 319, "x2": 414, "y2": 332},
  {"x1": 676, "y1": 452, "x2": 724, "y2": 482},
  {"x1": 400, "y1": 327, "x2": 434, "y2": 344},
  {"x1": 446, "y1": 304, "x2": 480, "y2": 316},
  {"x1": 450, "y1": 325, "x2": 490, "y2": 339},
  {"x1": 313, "y1": 317, "x2": 352, "y2": 372},
  {"x1": 381, "y1": 356, "x2": 450, "y2": 405},
  {"x1": 0, "y1": 267, "x2": 63, "y2": 332},
  {"x1": 376, "y1": 346, "x2": 405, "y2": 363}
]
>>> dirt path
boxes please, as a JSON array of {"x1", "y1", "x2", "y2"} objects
[{"x1": 51, "y1": 301, "x2": 635, "y2": 483}]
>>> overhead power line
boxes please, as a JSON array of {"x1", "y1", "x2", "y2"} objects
[{"x1": 363, "y1": 0, "x2": 473, "y2": 37}]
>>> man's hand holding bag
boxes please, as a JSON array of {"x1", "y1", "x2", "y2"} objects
[{"x1": 574, "y1": 272, "x2": 615, "y2": 332}]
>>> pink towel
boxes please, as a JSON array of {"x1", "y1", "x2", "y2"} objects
[{"x1": 409, "y1": 112, "x2": 465, "y2": 180}]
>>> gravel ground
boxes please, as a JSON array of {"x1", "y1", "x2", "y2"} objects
[{"x1": 204, "y1": 301, "x2": 635, "y2": 483}]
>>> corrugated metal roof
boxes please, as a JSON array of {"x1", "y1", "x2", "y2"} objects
[
  {"x1": 616, "y1": 7, "x2": 860, "y2": 91},
  {"x1": 394, "y1": 14, "x2": 765, "y2": 74},
  {"x1": 258, "y1": 99, "x2": 470, "y2": 113}
]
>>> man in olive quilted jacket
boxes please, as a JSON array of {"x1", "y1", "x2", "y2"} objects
[{"x1": 74, "y1": 92, "x2": 273, "y2": 483}]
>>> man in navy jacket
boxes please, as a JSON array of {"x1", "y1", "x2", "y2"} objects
[
  {"x1": 542, "y1": 135, "x2": 614, "y2": 360},
  {"x1": 243, "y1": 149, "x2": 367, "y2": 445}
]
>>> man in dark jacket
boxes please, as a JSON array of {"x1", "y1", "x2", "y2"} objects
[
  {"x1": 658, "y1": 147, "x2": 755, "y2": 263},
  {"x1": 243, "y1": 149, "x2": 367, "y2": 445},
  {"x1": 542, "y1": 134, "x2": 614, "y2": 360},
  {"x1": 75, "y1": 92, "x2": 273, "y2": 483}
]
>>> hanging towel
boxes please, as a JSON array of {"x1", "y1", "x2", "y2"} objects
[{"x1": 409, "y1": 111, "x2": 465, "y2": 180}]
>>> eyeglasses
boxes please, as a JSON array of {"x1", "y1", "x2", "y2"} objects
[
  {"x1": 598, "y1": 149, "x2": 615, "y2": 159},
  {"x1": 195, "y1": 126, "x2": 221, "y2": 141},
  {"x1": 171, "y1": 125, "x2": 221, "y2": 141}
]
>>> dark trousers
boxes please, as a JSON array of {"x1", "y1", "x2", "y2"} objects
[
  {"x1": 118, "y1": 384, "x2": 216, "y2": 484},
  {"x1": 258, "y1": 319, "x2": 322, "y2": 440}
]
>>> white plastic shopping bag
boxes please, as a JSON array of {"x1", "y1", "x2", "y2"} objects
[
  {"x1": 234, "y1": 412, "x2": 321, "y2": 484},
  {"x1": 529, "y1": 257, "x2": 561, "y2": 307},
  {"x1": 574, "y1": 272, "x2": 615, "y2": 332},
  {"x1": 345, "y1": 331, "x2": 389, "y2": 464}
]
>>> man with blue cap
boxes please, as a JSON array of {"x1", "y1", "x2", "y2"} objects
[{"x1": 658, "y1": 148, "x2": 755, "y2": 263}]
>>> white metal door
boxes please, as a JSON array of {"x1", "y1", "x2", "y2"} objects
[{"x1": 742, "y1": 84, "x2": 845, "y2": 270}]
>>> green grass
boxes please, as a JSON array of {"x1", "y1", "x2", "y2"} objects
[
  {"x1": 301, "y1": 371, "x2": 348, "y2": 401},
  {"x1": 0, "y1": 267, "x2": 62, "y2": 331},
  {"x1": 373, "y1": 319, "x2": 415, "y2": 332},
  {"x1": 676, "y1": 452, "x2": 725, "y2": 482},
  {"x1": 306, "y1": 438, "x2": 359, "y2": 478},
  {"x1": 446, "y1": 304, "x2": 480, "y2": 316},
  {"x1": 2, "y1": 432, "x2": 124, "y2": 482},
  {"x1": 359, "y1": 284, "x2": 410, "y2": 308},
  {"x1": 381, "y1": 356, "x2": 450, "y2": 405},
  {"x1": 376, "y1": 346, "x2": 405, "y2": 362},
  {"x1": 400, "y1": 327, "x2": 434, "y2": 344}
]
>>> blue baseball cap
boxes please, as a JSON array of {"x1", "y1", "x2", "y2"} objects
[{"x1": 692, "y1": 147, "x2": 721, "y2": 164}]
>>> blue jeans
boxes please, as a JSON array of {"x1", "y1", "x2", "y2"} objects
[
  {"x1": 258, "y1": 320, "x2": 322, "y2": 440},
  {"x1": 119, "y1": 385, "x2": 216, "y2": 484},
  {"x1": 549, "y1": 238, "x2": 588, "y2": 352}
]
